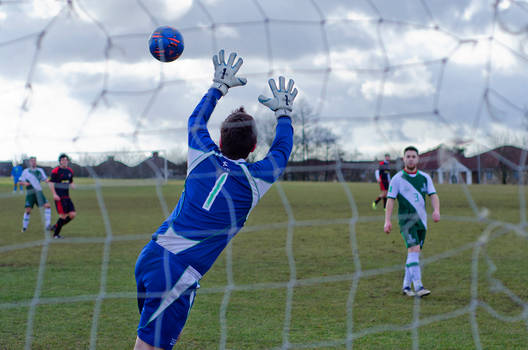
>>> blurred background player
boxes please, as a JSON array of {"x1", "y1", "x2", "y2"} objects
[
  {"x1": 134, "y1": 50, "x2": 297, "y2": 350},
  {"x1": 49, "y1": 153, "x2": 76, "y2": 239},
  {"x1": 11, "y1": 161, "x2": 24, "y2": 194},
  {"x1": 384, "y1": 146, "x2": 440, "y2": 297},
  {"x1": 372, "y1": 153, "x2": 391, "y2": 209},
  {"x1": 18, "y1": 156, "x2": 52, "y2": 232}
]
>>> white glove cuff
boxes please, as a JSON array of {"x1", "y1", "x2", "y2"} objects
[
  {"x1": 275, "y1": 108, "x2": 292, "y2": 118},
  {"x1": 211, "y1": 82, "x2": 229, "y2": 96}
]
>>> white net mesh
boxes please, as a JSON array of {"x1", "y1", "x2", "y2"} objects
[{"x1": 1, "y1": 0, "x2": 527, "y2": 349}]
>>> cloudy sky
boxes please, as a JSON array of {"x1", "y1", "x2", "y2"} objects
[{"x1": 1, "y1": 0, "x2": 527, "y2": 164}]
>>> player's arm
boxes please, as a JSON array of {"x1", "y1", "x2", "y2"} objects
[
  {"x1": 39, "y1": 169, "x2": 49, "y2": 183},
  {"x1": 188, "y1": 50, "x2": 247, "y2": 154},
  {"x1": 384, "y1": 177, "x2": 399, "y2": 233},
  {"x1": 384, "y1": 198, "x2": 395, "y2": 234},
  {"x1": 426, "y1": 174, "x2": 440, "y2": 222},
  {"x1": 375, "y1": 169, "x2": 380, "y2": 182},
  {"x1": 187, "y1": 88, "x2": 222, "y2": 153},
  {"x1": 49, "y1": 170, "x2": 60, "y2": 201},
  {"x1": 48, "y1": 182, "x2": 59, "y2": 201},
  {"x1": 18, "y1": 175, "x2": 29, "y2": 187},
  {"x1": 18, "y1": 171, "x2": 29, "y2": 187},
  {"x1": 251, "y1": 77, "x2": 298, "y2": 182},
  {"x1": 250, "y1": 117, "x2": 294, "y2": 183},
  {"x1": 430, "y1": 194, "x2": 440, "y2": 222},
  {"x1": 69, "y1": 170, "x2": 75, "y2": 189},
  {"x1": 48, "y1": 182, "x2": 60, "y2": 201}
]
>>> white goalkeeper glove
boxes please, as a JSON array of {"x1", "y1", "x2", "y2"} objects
[
  {"x1": 258, "y1": 76, "x2": 298, "y2": 118},
  {"x1": 211, "y1": 49, "x2": 247, "y2": 96}
]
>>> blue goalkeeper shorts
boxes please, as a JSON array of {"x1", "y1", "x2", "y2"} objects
[{"x1": 135, "y1": 240, "x2": 201, "y2": 349}]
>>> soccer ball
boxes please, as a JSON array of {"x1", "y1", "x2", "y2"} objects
[{"x1": 148, "y1": 26, "x2": 184, "y2": 62}]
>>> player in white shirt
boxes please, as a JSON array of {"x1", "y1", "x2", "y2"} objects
[
  {"x1": 384, "y1": 146, "x2": 440, "y2": 297},
  {"x1": 18, "y1": 157, "x2": 52, "y2": 232}
]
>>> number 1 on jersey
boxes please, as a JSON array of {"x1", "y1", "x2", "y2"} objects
[{"x1": 202, "y1": 173, "x2": 228, "y2": 211}]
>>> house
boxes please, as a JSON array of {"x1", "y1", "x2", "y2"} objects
[
  {"x1": 0, "y1": 161, "x2": 13, "y2": 177},
  {"x1": 464, "y1": 146, "x2": 528, "y2": 184},
  {"x1": 93, "y1": 156, "x2": 135, "y2": 178},
  {"x1": 419, "y1": 146, "x2": 472, "y2": 184},
  {"x1": 419, "y1": 145, "x2": 528, "y2": 185},
  {"x1": 133, "y1": 151, "x2": 186, "y2": 180}
]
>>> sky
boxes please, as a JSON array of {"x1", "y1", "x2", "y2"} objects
[{"x1": 1, "y1": 0, "x2": 527, "y2": 164}]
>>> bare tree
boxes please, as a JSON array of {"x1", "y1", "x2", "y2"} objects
[
  {"x1": 254, "y1": 100, "x2": 341, "y2": 181},
  {"x1": 255, "y1": 99, "x2": 339, "y2": 162}
]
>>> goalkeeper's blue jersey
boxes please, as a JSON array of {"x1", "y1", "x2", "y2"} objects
[{"x1": 152, "y1": 88, "x2": 293, "y2": 276}]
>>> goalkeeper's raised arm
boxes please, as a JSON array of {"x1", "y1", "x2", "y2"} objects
[
  {"x1": 187, "y1": 49, "x2": 247, "y2": 157},
  {"x1": 250, "y1": 76, "x2": 298, "y2": 182}
]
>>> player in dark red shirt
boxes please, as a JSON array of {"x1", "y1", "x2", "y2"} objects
[
  {"x1": 372, "y1": 153, "x2": 391, "y2": 210},
  {"x1": 49, "y1": 153, "x2": 76, "y2": 239}
]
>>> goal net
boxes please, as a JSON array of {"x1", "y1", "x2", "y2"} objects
[{"x1": 1, "y1": 1, "x2": 527, "y2": 349}]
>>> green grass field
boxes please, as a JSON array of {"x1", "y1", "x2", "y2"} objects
[{"x1": 0, "y1": 177, "x2": 527, "y2": 349}]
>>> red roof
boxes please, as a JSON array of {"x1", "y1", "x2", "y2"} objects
[{"x1": 418, "y1": 145, "x2": 528, "y2": 171}]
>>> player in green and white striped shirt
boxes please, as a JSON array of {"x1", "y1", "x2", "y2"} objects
[
  {"x1": 384, "y1": 146, "x2": 440, "y2": 297},
  {"x1": 18, "y1": 156, "x2": 52, "y2": 232}
]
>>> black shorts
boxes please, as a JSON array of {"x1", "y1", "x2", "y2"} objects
[
  {"x1": 55, "y1": 197, "x2": 75, "y2": 215},
  {"x1": 379, "y1": 179, "x2": 389, "y2": 191}
]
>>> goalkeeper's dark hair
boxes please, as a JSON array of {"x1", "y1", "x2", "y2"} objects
[
  {"x1": 404, "y1": 146, "x2": 419, "y2": 155},
  {"x1": 220, "y1": 107, "x2": 257, "y2": 160}
]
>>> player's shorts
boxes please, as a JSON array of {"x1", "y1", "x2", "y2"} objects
[
  {"x1": 25, "y1": 191, "x2": 48, "y2": 208},
  {"x1": 379, "y1": 179, "x2": 389, "y2": 191},
  {"x1": 400, "y1": 221, "x2": 426, "y2": 249},
  {"x1": 135, "y1": 240, "x2": 201, "y2": 349},
  {"x1": 55, "y1": 197, "x2": 75, "y2": 214}
]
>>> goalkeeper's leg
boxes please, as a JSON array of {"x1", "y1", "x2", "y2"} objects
[
  {"x1": 135, "y1": 241, "x2": 200, "y2": 349},
  {"x1": 134, "y1": 336, "x2": 163, "y2": 350}
]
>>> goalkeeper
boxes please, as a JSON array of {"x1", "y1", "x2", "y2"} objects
[{"x1": 134, "y1": 49, "x2": 297, "y2": 350}]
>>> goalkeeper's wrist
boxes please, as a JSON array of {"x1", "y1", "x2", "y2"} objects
[
  {"x1": 211, "y1": 82, "x2": 229, "y2": 96},
  {"x1": 274, "y1": 108, "x2": 292, "y2": 118}
]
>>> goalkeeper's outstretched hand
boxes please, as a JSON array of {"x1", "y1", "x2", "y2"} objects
[
  {"x1": 211, "y1": 49, "x2": 247, "y2": 96},
  {"x1": 258, "y1": 76, "x2": 298, "y2": 118}
]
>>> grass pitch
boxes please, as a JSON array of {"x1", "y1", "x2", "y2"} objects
[{"x1": 0, "y1": 178, "x2": 527, "y2": 349}]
